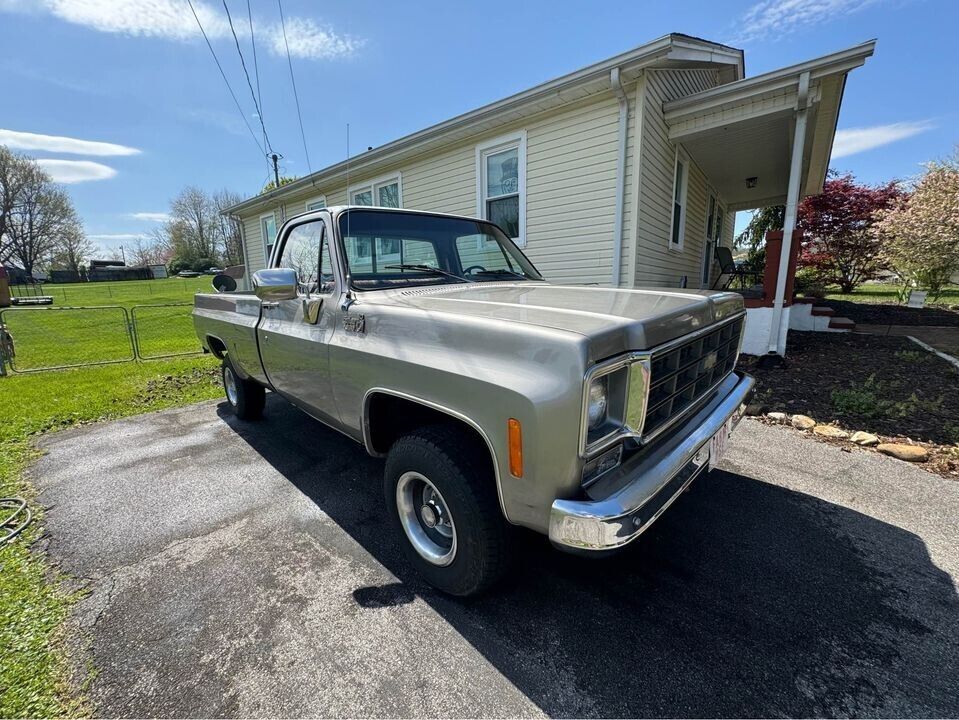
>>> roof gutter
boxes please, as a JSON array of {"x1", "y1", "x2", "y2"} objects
[{"x1": 610, "y1": 66, "x2": 629, "y2": 288}]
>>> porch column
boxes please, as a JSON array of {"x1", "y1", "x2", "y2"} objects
[{"x1": 768, "y1": 71, "x2": 810, "y2": 355}]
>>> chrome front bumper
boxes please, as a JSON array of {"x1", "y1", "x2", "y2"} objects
[{"x1": 549, "y1": 372, "x2": 755, "y2": 551}]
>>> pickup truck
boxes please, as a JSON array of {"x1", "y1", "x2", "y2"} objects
[{"x1": 193, "y1": 206, "x2": 754, "y2": 595}]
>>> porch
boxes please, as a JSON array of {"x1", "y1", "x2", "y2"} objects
[{"x1": 664, "y1": 41, "x2": 876, "y2": 355}]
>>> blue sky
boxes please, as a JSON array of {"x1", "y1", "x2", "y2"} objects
[{"x1": 0, "y1": 0, "x2": 956, "y2": 254}]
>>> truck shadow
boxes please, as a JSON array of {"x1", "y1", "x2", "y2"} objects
[{"x1": 218, "y1": 396, "x2": 959, "y2": 718}]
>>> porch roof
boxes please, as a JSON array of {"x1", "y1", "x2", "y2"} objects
[{"x1": 663, "y1": 41, "x2": 876, "y2": 211}]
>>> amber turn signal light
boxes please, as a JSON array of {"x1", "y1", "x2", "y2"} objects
[{"x1": 508, "y1": 418, "x2": 523, "y2": 478}]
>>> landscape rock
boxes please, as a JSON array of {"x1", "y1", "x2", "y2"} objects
[
  {"x1": 813, "y1": 425, "x2": 850, "y2": 439},
  {"x1": 877, "y1": 443, "x2": 929, "y2": 462},
  {"x1": 744, "y1": 403, "x2": 766, "y2": 417},
  {"x1": 767, "y1": 412, "x2": 787, "y2": 422},
  {"x1": 791, "y1": 414, "x2": 816, "y2": 430},
  {"x1": 850, "y1": 431, "x2": 880, "y2": 447}
]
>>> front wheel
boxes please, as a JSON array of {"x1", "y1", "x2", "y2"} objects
[
  {"x1": 384, "y1": 426, "x2": 512, "y2": 596},
  {"x1": 221, "y1": 357, "x2": 265, "y2": 420}
]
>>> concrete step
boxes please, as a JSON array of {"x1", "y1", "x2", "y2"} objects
[
  {"x1": 828, "y1": 316, "x2": 855, "y2": 331},
  {"x1": 811, "y1": 306, "x2": 835, "y2": 317}
]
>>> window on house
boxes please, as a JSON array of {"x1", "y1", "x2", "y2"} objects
[
  {"x1": 715, "y1": 206, "x2": 725, "y2": 245},
  {"x1": 306, "y1": 196, "x2": 326, "y2": 211},
  {"x1": 477, "y1": 133, "x2": 525, "y2": 245},
  {"x1": 261, "y1": 212, "x2": 278, "y2": 263},
  {"x1": 350, "y1": 177, "x2": 400, "y2": 208},
  {"x1": 670, "y1": 154, "x2": 688, "y2": 249}
]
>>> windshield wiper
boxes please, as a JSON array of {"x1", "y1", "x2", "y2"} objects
[
  {"x1": 383, "y1": 264, "x2": 471, "y2": 282},
  {"x1": 473, "y1": 269, "x2": 527, "y2": 280}
]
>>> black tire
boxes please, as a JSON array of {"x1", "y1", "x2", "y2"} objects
[
  {"x1": 221, "y1": 357, "x2": 265, "y2": 420},
  {"x1": 384, "y1": 425, "x2": 513, "y2": 596}
]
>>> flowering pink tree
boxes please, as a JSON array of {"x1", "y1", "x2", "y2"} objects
[{"x1": 877, "y1": 154, "x2": 959, "y2": 301}]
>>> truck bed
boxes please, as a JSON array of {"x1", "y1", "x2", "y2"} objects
[{"x1": 193, "y1": 292, "x2": 268, "y2": 384}]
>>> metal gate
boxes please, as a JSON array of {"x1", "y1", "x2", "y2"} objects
[{"x1": 0, "y1": 303, "x2": 201, "y2": 374}]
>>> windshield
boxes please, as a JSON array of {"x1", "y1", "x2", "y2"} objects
[{"x1": 338, "y1": 209, "x2": 543, "y2": 290}]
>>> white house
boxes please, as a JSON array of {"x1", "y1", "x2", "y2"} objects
[{"x1": 226, "y1": 33, "x2": 875, "y2": 355}]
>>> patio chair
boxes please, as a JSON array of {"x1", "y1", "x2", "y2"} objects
[{"x1": 712, "y1": 246, "x2": 764, "y2": 290}]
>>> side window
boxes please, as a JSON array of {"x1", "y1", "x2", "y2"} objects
[{"x1": 278, "y1": 221, "x2": 335, "y2": 295}]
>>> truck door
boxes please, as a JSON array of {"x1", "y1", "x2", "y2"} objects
[{"x1": 257, "y1": 217, "x2": 340, "y2": 424}]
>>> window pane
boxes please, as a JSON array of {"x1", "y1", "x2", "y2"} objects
[
  {"x1": 487, "y1": 195, "x2": 519, "y2": 238},
  {"x1": 455, "y1": 234, "x2": 516, "y2": 274},
  {"x1": 307, "y1": 199, "x2": 326, "y2": 210},
  {"x1": 674, "y1": 162, "x2": 685, "y2": 204},
  {"x1": 318, "y1": 234, "x2": 335, "y2": 294},
  {"x1": 352, "y1": 189, "x2": 373, "y2": 206},
  {"x1": 377, "y1": 182, "x2": 400, "y2": 208},
  {"x1": 706, "y1": 196, "x2": 716, "y2": 240},
  {"x1": 715, "y1": 209, "x2": 724, "y2": 244},
  {"x1": 671, "y1": 203, "x2": 682, "y2": 245},
  {"x1": 486, "y1": 147, "x2": 519, "y2": 198},
  {"x1": 279, "y1": 221, "x2": 322, "y2": 293}
]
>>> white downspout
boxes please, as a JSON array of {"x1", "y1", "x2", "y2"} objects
[
  {"x1": 610, "y1": 67, "x2": 629, "y2": 288},
  {"x1": 768, "y1": 71, "x2": 810, "y2": 355}
]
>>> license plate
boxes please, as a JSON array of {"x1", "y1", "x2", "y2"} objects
[{"x1": 708, "y1": 415, "x2": 735, "y2": 471}]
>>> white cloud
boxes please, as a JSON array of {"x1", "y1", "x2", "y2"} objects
[
  {"x1": 832, "y1": 120, "x2": 935, "y2": 158},
  {"x1": 734, "y1": 0, "x2": 880, "y2": 43},
  {"x1": 35, "y1": 159, "x2": 117, "y2": 183},
  {"x1": 0, "y1": 128, "x2": 140, "y2": 156},
  {"x1": 1, "y1": 0, "x2": 362, "y2": 60},
  {"x1": 266, "y1": 16, "x2": 364, "y2": 60},
  {"x1": 129, "y1": 212, "x2": 170, "y2": 222}
]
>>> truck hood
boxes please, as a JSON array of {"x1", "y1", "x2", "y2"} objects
[{"x1": 391, "y1": 282, "x2": 744, "y2": 360}]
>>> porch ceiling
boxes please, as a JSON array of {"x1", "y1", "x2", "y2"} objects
[{"x1": 663, "y1": 41, "x2": 874, "y2": 212}]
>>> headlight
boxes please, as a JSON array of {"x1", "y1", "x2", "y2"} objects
[{"x1": 587, "y1": 376, "x2": 608, "y2": 429}]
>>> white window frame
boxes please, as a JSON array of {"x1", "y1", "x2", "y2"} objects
[
  {"x1": 668, "y1": 147, "x2": 689, "y2": 252},
  {"x1": 305, "y1": 195, "x2": 327, "y2": 211},
  {"x1": 349, "y1": 172, "x2": 402, "y2": 208},
  {"x1": 260, "y1": 210, "x2": 278, "y2": 265},
  {"x1": 475, "y1": 130, "x2": 527, "y2": 247}
]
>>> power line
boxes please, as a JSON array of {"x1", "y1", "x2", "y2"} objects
[
  {"x1": 186, "y1": 0, "x2": 265, "y2": 158},
  {"x1": 221, "y1": 0, "x2": 272, "y2": 154},
  {"x1": 276, "y1": 0, "x2": 312, "y2": 175},
  {"x1": 246, "y1": 0, "x2": 265, "y2": 150}
]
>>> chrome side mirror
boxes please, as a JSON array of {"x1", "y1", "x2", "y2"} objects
[{"x1": 252, "y1": 268, "x2": 297, "y2": 302}]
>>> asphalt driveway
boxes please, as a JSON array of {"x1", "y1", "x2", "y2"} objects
[{"x1": 32, "y1": 396, "x2": 959, "y2": 718}]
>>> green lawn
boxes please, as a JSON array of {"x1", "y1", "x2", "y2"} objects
[
  {"x1": 824, "y1": 282, "x2": 959, "y2": 306},
  {"x1": 0, "y1": 355, "x2": 225, "y2": 718},
  {"x1": 4, "y1": 277, "x2": 211, "y2": 371}
]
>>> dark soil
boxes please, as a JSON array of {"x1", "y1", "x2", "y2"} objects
[
  {"x1": 819, "y1": 298, "x2": 959, "y2": 327},
  {"x1": 739, "y1": 331, "x2": 959, "y2": 478}
]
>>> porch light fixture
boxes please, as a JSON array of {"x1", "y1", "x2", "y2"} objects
[{"x1": 745, "y1": 176, "x2": 758, "y2": 189}]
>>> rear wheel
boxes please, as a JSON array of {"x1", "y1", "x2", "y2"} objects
[
  {"x1": 384, "y1": 425, "x2": 512, "y2": 596},
  {"x1": 221, "y1": 357, "x2": 265, "y2": 420}
]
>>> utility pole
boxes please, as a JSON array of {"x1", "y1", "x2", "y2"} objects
[
  {"x1": 271, "y1": 153, "x2": 281, "y2": 189},
  {"x1": 119, "y1": 245, "x2": 126, "y2": 265}
]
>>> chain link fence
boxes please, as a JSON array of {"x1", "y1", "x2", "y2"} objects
[{"x1": 0, "y1": 303, "x2": 202, "y2": 374}]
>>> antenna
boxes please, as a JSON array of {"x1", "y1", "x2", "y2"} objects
[{"x1": 342, "y1": 123, "x2": 355, "y2": 311}]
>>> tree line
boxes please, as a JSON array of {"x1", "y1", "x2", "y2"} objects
[
  {"x1": 1, "y1": 145, "x2": 245, "y2": 279},
  {"x1": 737, "y1": 150, "x2": 959, "y2": 300}
]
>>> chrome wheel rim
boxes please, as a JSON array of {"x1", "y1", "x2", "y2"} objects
[
  {"x1": 395, "y1": 471, "x2": 457, "y2": 566},
  {"x1": 223, "y1": 366, "x2": 238, "y2": 406}
]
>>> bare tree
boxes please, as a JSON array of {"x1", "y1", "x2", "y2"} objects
[
  {"x1": 4, "y1": 163, "x2": 78, "y2": 277},
  {"x1": 0, "y1": 146, "x2": 47, "y2": 265},
  {"x1": 213, "y1": 189, "x2": 243, "y2": 264},
  {"x1": 129, "y1": 230, "x2": 173, "y2": 266},
  {"x1": 52, "y1": 221, "x2": 95, "y2": 273},
  {"x1": 171, "y1": 186, "x2": 218, "y2": 259}
]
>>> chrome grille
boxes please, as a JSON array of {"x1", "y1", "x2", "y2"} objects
[{"x1": 643, "y1": 317, "x2": 744, "y2": 440}]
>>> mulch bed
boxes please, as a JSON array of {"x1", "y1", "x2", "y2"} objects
[
  {"x1": 818, "y1": 298, "x2": 959, "y2": 327},
  {"x1": 739, "y1": 331, "x2": 959, "y2": 479}
]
